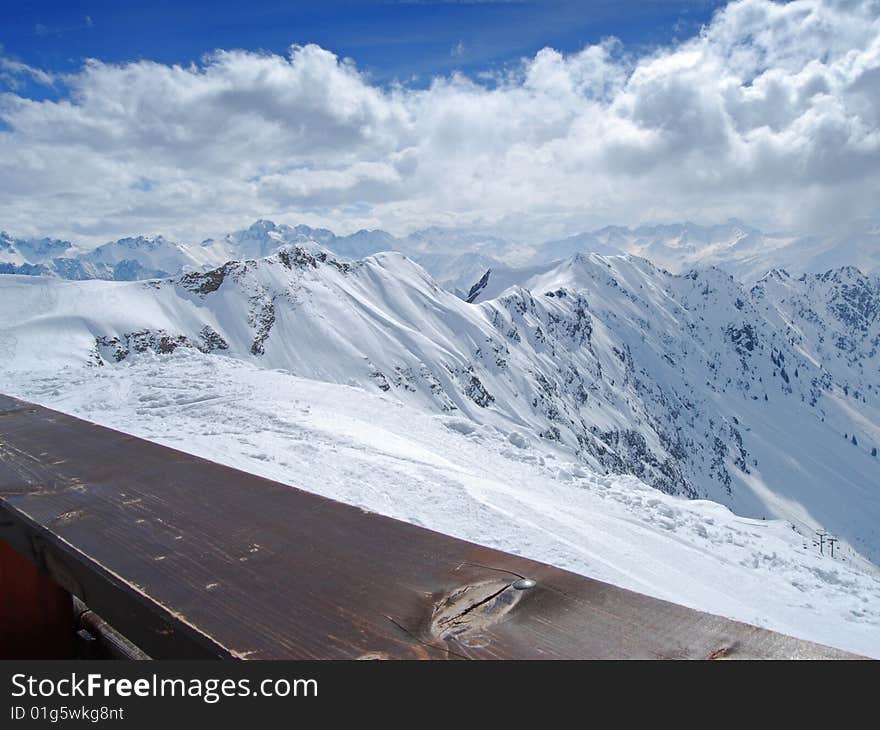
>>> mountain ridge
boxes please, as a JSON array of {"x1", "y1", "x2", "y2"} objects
[
  {"x1": 2, "y1": 244, "x2": 878, "y2": 567},
  {"x1": 5, "y1": 217, "x2": 879, "y2": 289}
]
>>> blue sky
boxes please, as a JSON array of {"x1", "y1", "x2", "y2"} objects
[
  {"x1": 1, "y1": 0, "x2": 878, "y2": 244},
  {"x1": 3, "y1": 1, "x2": 725, "y2": 85}
]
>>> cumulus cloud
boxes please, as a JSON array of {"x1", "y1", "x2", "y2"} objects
[{"x1": 1, "y1": 0, "x2": 879, "y2": 244}]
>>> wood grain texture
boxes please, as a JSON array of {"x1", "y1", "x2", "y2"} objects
[{"x1": 0, "y1": 394, "x2": 859, "y2": 659}]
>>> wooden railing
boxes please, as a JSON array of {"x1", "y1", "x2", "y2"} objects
[{"x1": 0, "y1": 394, "x2": 857, "y2": 659}]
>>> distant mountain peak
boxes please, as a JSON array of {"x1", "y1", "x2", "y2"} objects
[{"x1": 2, "y1": 217, "x2": 879, "y2": 290}]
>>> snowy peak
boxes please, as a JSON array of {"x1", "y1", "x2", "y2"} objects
[
  {"x1": 0, "y1": 231, "x2": 75, "y2": 266},
  {"x1": 80, "y1": 234, "x2": 196, "y2": 275},
  {"x1": 4, "y1": 216, "x2": 880, "y2": 290},
  {"x1": 465, "y1": 252, "x2": 666, "y2": 303},
  {"x1": 197, "y1": 220, "x2": 513, "y2": 289},
  {"x1": 203, "y1": 220, "x2": 306, "y2": 260},
  {"x1": 104, "y1": 235, "x2": 170, "y2": 252},
  {"x1": 18, "y1": 236, "x2": 74, "y2": 263},
  {"x1": 1, "y1": 247, "x2": 879, "y2": 566},
  {"x1": 200, "y1": 220, "x2": 397, "y2": 263},
  {"x1": 632, "y1": 219, "x2": 759, "y2": 243},
  {"x1": 535, "y1": 219, "x2": 880, "y2": 282},
  {"x1": 0, "y1": 229, "x2": 205, "y2": 281},
  {"x1": 0, "y1": 219, "x2": 400, "y2": 283}
]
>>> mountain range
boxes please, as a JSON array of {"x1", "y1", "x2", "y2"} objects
[
  {"x1": 4, "y1": 218, "x2": 880, "y2": 292},
  {"x1": 2, "y1": 242, "x2": 878, "y2": 567}
]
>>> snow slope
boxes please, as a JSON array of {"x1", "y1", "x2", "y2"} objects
[
  {"x1": 1, "y1": 247, "x2": 879, "y2": 571},
  {"x1": 3, "y1": 349, "x2": 879, "y2": 657},
  {"x1": 452, "y1": 255, "x2": 880, "y2": 564}
]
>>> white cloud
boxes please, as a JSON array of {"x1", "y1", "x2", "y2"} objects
[
  {"x1": 0, "y1": 58, "x2": 56, "y2": 89},
  {"x1": 1, "y1": 0, "x2": 879, "y2": 244}
]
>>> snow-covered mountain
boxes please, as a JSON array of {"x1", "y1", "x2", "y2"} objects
[
  {"x1": 2, "y1": 246, "x2": 878, "y2": 569},
  {"x1": 0, "y1": 220, "x2": 517, "y2": 293},
  {"x1": 533, "y1": 220, "x2": 880, "y2": 282},
  {"x1": 0, "y1": 231, "x2": 74, "y2": 266},
  {"x1": 200, "y1": 219, "x2": 408, "y2": 260},
  {"x1": 4, "y1": 217, "x2": 880, "y2": 289},
  {"x1": 0, "y1": 230, "x2": 209, "y2": 281},
  {"x1": 200, "y1": 220, "x2": 509, "y2": 293},
  {"x1": 200, "y1": 220, "x2": 329, "y2": 261},
  {"x1": 73, "y1": 234, "x2": 210, "y2": 279}
]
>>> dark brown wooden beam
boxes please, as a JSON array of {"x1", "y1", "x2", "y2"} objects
[{"x1": 0, "y1": 394, "x2": 861, "y2": 659}]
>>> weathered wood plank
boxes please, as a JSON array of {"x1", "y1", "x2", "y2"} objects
[{"x1": 0, "y1": 394, "x2": 859, "y2": 659}]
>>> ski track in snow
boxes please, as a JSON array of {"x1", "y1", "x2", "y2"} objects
[{"x1": 5, "y1": 348, "x2": 880, "y2": 658}]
